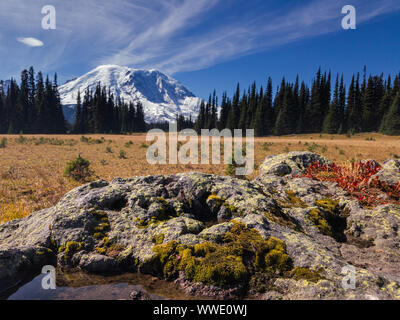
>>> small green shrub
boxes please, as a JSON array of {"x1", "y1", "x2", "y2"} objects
[
  {"x1": 64, "y1": 154, "x2": 94, "y2": 182},
  {"x1": 106, "y1": 146, "x2": 113, "y2": 153},
  {"x1": 124, "y1": 141, "x2": 133, "y2": 148},
  {"x1": 16, "y1": 135, "x2": 27, "y2": 144},
  {"x1": 118, "y1": 149, "x2": 127, "y2": 159},
  {"x1": 0, "y1": 137, "x2": 7, "y2": 148}
]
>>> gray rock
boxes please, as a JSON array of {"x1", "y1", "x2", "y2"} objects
[
  {"x1": 259, "y1": 151, "x2": 331, "y2": 177},
  {"x1": 371, "y1": 159, "x2": 400, "y2": 186},
  {"x1": 1, "y1": 153, "x2": 400, "y2": 300},
  {"x1": 78, "y1": 254, "x2": 118, "y2": 274}
]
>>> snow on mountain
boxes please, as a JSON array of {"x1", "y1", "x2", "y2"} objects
[{"x1": 59, "y1": 65, "x2": 202, "y2": 123}]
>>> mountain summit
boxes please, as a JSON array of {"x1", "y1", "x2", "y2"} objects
[{"x1": 59, "y1": 65, "x2": 202, "y2": 123}]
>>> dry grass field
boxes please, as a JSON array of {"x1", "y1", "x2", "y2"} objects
[{"x1": 1, "y1": 132, "x2": 399, "y2": 223}]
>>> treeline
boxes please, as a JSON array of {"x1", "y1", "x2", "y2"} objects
[
  {"x1": 0, "y1": 67, "x2": 148, "y2": 134},
  {"x1": 72, "y1": 83, "x2": 146, "y2": 134},
  {"x1": 194, "y1": 67, "x2": 400, "y2": 136},
  {"x1": 0, "y1": 67, "x2": 66, "y2": 134}
]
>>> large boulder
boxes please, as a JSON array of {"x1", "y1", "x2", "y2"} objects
[
  {"x1": 1, "y1": 153, "x2": 400, "y2": 300},
  {"x1": 259, "y1": 151, "x2": 331, "y2": 177}
]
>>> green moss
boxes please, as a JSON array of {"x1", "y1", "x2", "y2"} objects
[
  {"x1": 207, "y1": 194, "x2": 225, "y2": 206},
  {"x1": 146, "y1": 222, "x2": 293, "y2": 289},
  {"x1": 35, "y1": 248, "x2": 52, "y2": 256},
  {"x1": 91, "y1": 210, "x2": 108, "y2": 220},
  {"x1": 93, "y1": 232, "x2": 105, "y2": 239},
  {"x1": 157, "y1": 197, "x2": 169, "y2": 206},
  {"x1": 249, "y1": 272, "x2": 275, "y2": 293},
  {"x1": 307, "y1": 198, "x2": 347, "y2": 242},
  {"x1": 96, "y1": 247, "x2": 107, "y2": 255},
  {"x1": 102, "y1": 237, "x2": 112, "y2": 247},
  {"x1": 152, "y1": 233, "x2": 165, "y2": 245},
  {"x1": 60, "y1": 241, "x2": 84, "y2": 262},
  {"x1": 308, "y1": 208, "x2": 333, "y2": 236},
  {"x1": 64, "y1": 241, "x2": 83, "y2": 255},
  {"x1": 284, "y1": 190, "x2": 307, "y2": 208},
  {"x1": 316, "y1": 199, "x2": 339, "y2": 213},
  {"x1": 264, "y1": 210, "x2": 299, "y2": 231},
  {"x1": 90, "y1": 211, "x2": 112, "y2": 239},
  {"x1": 291, "y1": 267, "x2": 325, "y2": 283},
  {"x1": 94, "y1": 222, "x2": 110, "y2": 232},
  {"x1": 135, "y1": 202, "x2": 177, "y2": 229},
  {"x1": 207, "y1": 194, "x2": 238, "y2": 215},
  {"x1": 49, "y1": 235, "x2": 57, "y2": 248}
]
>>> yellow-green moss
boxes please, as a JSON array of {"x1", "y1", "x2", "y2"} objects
[
  {"x1": 152, "y1": 233, "x2": 165, "y2": 245},
  {"x1": 35, "y1": 248, "x2": 52, "y2": 256},
  {"x1": 93, "y1": 232, "x2": 105, "y2": 239},
  {"x1": 207, "y1": 194, "x2": 225, "y2": 206},
  {"x1": 64, "y1": 241, "x2": 83, "y2": 254},
  {"x1": 207, "y1": 194, "x2": 238, "y2": 214},
  {"x1": 146, "y1": 222, "x2": 293, "y2": 289},
  {"x1": 135, "y1": 206, "x2": 177, "y2": 229},
  {"x1": 157, "y1": 197, "x2": 169, "y2": 206},
  {"x1": 96, "y1": 247, "x2": 107, "y2": 255},
  {"x1": 264, "y1": 210, "x2": 299, "y2": 230},
  {"x1": 291, "y1": 267, "x2": 325, "y2": 283},
  {"x1": 284, "y1": 190, "x2": 307, "y2": 208},
  {"x1": 308, "y1": 208, "x2": 333, "y2": 236},
  {"x1": 307, "y1": 198, "x2": 347, "y2": 242},
  {"x1": 316, "y1": 199, "x2": 340, "y2": 214},
  {"x1": 94, "y1": 222, "x2": 110, "y2": 232},
  {"x1": 91, "y1": 211, "x2": 108, "y2": 220},
  {"x1": 60, "y1": 241, "x2": 84, "y2": 262},
  {"x1": 102, "y1": 237, "x2": 112, "y2": 247}
]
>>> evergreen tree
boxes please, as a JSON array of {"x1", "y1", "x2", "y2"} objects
[
  {"x1": 274, "y1": 85, "x2": 296, "y2": 135},
  {"x1": 322, "y1": 75, "x2": 340, "y2": 134},
  {"x1": 380, "y1": 93, "x2": 400, "y2": 135},
  {"x1": 73, "y1": 90, "x2": 82, "y2": 133}
]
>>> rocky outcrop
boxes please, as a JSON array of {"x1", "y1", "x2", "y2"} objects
[
  {"x1": 1, "y1": 152, "x2": 400, "y2": 300},
  {"x1": 371, "y1": 159, "x2": 400, "y2": 186},
  {"x1": 259, "y1": 151, "x2": 331, "y2": 177}
]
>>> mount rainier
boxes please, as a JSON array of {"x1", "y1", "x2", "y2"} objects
[{"x1": 59, "y1": 65, "x2": 202, "y2": 123}]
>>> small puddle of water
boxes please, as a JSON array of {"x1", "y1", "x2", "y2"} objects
[{"x1": 4, "y1": 271, "x2": 203, "y2": 300}]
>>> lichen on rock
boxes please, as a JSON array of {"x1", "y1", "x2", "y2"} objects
[{"x1": 0, "y1": 152, "x2": 400, "y2": 300}]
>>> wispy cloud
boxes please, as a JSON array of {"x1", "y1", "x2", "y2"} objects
[
  {"x1": 17, "y1": 37, "x2": 44, "y2": 47},
  {"x1": 0, "y1": 0, "x2": 400, "y2": 78},
  {"x1": 97, "y1": 0, "x2": 400, "y2": 74}
]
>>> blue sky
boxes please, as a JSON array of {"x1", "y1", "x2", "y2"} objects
[{"x1": 0, "y1": 0, "x2": 400, "y2": 99}]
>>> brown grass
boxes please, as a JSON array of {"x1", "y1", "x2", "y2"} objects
[{"x1": 0, "y1": 133, "x2": 399, "y2": 223}]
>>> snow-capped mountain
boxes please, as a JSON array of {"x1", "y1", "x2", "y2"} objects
[{"x1": 59, "y1": 65, "x2": 202, "y2": 123}]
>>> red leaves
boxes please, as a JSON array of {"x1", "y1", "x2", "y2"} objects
[{"x1": 303, "y1": 161, "x2": 400, "y2": 207}]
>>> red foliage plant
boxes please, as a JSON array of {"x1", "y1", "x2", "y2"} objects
[{"x1": 301, "y1": 161, "x2": 400, "y2": 207}]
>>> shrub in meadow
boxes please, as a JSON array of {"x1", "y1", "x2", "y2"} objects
[{"x1": 64, "y1": 154, "x2": 94, "y2": 182}]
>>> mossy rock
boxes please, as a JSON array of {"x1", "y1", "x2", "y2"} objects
[
  {"x1": 145, "y1": 222, "x2": 293, "y2": 290},
  {"x1": 307, "y1": 198, "x2": 347, "y2": 242},
  {"x1": 152, "y1": 233, "x2": 165, "y2": 245},
  {"x1": 290, "y1": 267, "x2": 325, "y2": 283},
  {"x1": 282, "y1": 190, "x2": 307, "y2": 208}
]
